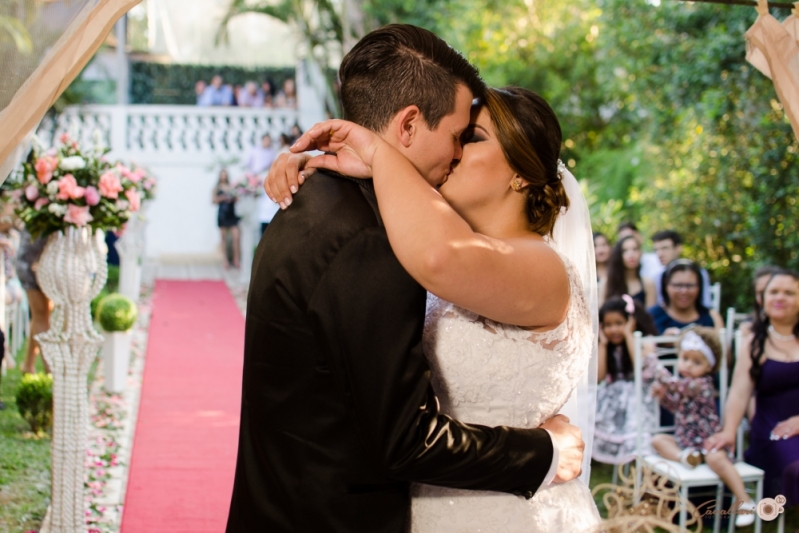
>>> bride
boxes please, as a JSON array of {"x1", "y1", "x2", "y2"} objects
[{"x1": 270, "y1": 86, "x2": 602, "y2": 531}]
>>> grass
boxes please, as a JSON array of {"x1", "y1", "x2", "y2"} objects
[{"x1": 0, "y1": 343, "x2": 51, "y2": 533}]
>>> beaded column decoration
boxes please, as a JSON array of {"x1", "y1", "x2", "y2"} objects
[{"x1": 36, "y1": 227, "x2": 108, "y2": 533}]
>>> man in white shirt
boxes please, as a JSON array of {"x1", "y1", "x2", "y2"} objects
[
  {"x1": 652, "y1": 230, "x2": 713, "y2": 308},
  {"x1": 245, "y1": 134, "x2": 279, "y2": 236}
]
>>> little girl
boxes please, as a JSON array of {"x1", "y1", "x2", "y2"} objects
[
  {"x1": 651, "y1": 326, "x2": 756, "y2": 527},
  {"x1": 593, "y1": 295, "x2": 659, "y2": 464}
]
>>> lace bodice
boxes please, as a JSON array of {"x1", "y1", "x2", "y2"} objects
[
  {"x1": 421, "y1": 256, "x2": 593, "y2": 429},
  {"x1": 411, "y1": 255, "x2": 601, "y2": 532}
]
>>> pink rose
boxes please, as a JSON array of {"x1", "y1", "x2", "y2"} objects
[
  {"x1": 59, "y1": 133, "x2": 71, "y2": 144},
  {"x1": 143, "y1": 178, "x2": 155, "y2": 190},
  {"x1": 34, "y1": 156, "x2": 57, "y2": 184},
  {"x1": 56, "y1": 174, "x2": 85, "y2": 200},
  {"x1": 63, "y1": 204, "x2": 93, "y2": 227},
  {"x1": 98, "y1": 172, "x2": 123, "y2": 199},
  {"x1": 125, "y1": 188, "x2": 141, "y2": 212},
  {"x1": 34, "y1": 198, "x2": 49, "y2": 210},
  {"x1": 25, "y1": 184, "x2": 39, "y2": 201},
  {"x1": 84, "y1": 186, "x2": 100, "y2": 206}
]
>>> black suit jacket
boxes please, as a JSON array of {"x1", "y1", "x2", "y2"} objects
[{"x1": 226, "y1": 171, "x2": 554, "y2": 532}]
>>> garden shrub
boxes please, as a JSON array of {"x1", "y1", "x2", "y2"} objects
[
  {"x1": 16, "y1": 373, "x2": 53, "y2": 434},
  {"x1": 97, "y1": 294, "x2": 138, "y2": 332}
]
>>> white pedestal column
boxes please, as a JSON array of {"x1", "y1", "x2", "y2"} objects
[{"x1": 36, "y1": 228, "x2": 107, "y2": 533}]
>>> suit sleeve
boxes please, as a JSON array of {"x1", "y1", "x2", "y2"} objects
[{"x1": 306, "y1": 227, "x2": 553, "y2": 497}]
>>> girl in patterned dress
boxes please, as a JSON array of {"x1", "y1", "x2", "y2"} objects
[
  {"x1": 651, "y1": 326, "x2": 756, "y2": 527},
  {"x1": 593, "y1": 295, "x2": 659, "y2": 464}
]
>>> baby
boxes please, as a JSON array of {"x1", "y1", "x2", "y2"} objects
[{"x1": 651, "y1": 326, "x2": 756, "y2": 528}]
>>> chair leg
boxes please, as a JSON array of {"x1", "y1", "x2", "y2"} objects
[
  {"x1": 755, "y1": 479, "x2": 763, "y2": 533},
  {"x1": 728, "y1": 494, "x2": 737, "y2": 533},
  {"x1": 713, "y1": 484, "x2": 723, "y2": 533},
  {"x1": 611, "y1": 465, "x2": 618, "y2": 487},
  {"x1": 680, "y1": 484, "x2": 688, "y2": 530},
  {"x1": 777, "y1": 512, "x2": 785, "y2": 533}
]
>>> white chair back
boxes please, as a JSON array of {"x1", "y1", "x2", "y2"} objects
[{"x1": 710, "y1": 282, "x2": 722, "y2": 313}]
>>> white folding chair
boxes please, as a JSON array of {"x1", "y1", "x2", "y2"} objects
[
  {"x1": 725, "y1": 307, "x2": 750, "y2": 356},
  {"x1": 710, "y1": 282, "x2": 722, "y2": 313},
  {"x1": 634, "y1": 330, "x2": 765, "y2": 533}
]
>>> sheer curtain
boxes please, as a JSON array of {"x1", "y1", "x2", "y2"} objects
[
  {"x1": 0, "y1": 0, "x2": 141, "y2": 183},
  {"x1": 746, "y1": 0, "x2": 799, "y2": 139}
]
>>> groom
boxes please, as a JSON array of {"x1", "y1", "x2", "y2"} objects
[{"x1": 226, "y1": 24, "x2": 584, "y2": 532}]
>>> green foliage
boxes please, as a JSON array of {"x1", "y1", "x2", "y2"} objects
[
  {"x1": 0, "y1": 352, "x2": 51, "y2": 532},
  {"x1": 15, "y1": 373, "x2": 52, "y2": 434},
  {"x1": 106, "y1": 264, "x2": 120, "y2": 293},
  {"x1": 130, "y1": 62, "x2": 295, "y2": 105},
  {"x1": 97, "y1": 293, "x2": 137, "y2": 332},
  {"x1": 91, "y1": 287, "x2": 110, "y2": 321}
]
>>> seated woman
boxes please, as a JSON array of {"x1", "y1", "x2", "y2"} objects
[
  {"x1": 648, "y1": 259, "x2": 722, "y2": 335},
  {"x1": 594, "y1": 232, "x2": 611, "y2": 286},
  {"x1": 705, "y1": 269, "x2": 799, "y2": 508},
  {"x1": 600, "y1": 235, "x2": 656, "y2": 308}
]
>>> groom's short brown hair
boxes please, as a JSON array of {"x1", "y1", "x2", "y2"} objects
[{"x1": 339, "y1": 24, "x2": 485, "y2": 132}]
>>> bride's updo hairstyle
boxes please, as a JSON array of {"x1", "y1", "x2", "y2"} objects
[{"x1": 483, "y1": 87, "x2": 569, "y2": 237}]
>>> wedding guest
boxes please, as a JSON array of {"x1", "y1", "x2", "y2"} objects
[
  {"x1": 600, "y1": 235, "x2": 657, "y2": 308},
  {"x1": 202, "y1": 75, "x2": 234, "y2": 107},
  {"x1": 594, "y1": 232, "x2": 611, "y2": 286},
  {"x1": 705, "y1": 270, "x2": 799, "y2": 508},
  {"x1": 16, "y1": 231, "x2": 51, "y2": 374},
  {"x1": 278, "y1": 133, "x2": 292, "y2": 153},
  {"x1": 648, "y1": 259, "x2": 723, "y2": 335},
  {"x1": 261, "y1": 79, "x2": 275, "y2": 107},
  {"x1": 289, "y1": 123, "x2": 303, "y2": 144},
  {"x1": 652, "y1": 230, "x2": 712, "y2": 308},
  {"x1": 195, "y1": 80, "x2": 210, "y2": 106},
  {"x1": 617, "y1": 221, "x2": 662, "y2": 283},
  {"x1": 245, "y1": 134, "x2": 277, "y2": 175},
  {"x1": 245, "y1": 135, "x2": 280, "y2": 238},
  {"x1": 275, "y1": 77, "x2": 297, "y2": 108},
  {"x1": 593, "y1": 296, "x2": 659, "y2": 464},
  {"x1": 213, "y1": 170, "x2": 240, "y2": 269},
  {"x1": 651, "y1": 326, "x2": 756, "y2": 527},
  {"x1": 238, "y1": 81, "x2": 265, "y2": 108}
]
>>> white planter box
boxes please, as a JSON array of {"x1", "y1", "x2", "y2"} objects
[{"x1": 102, "y1": 331, "x2": 132, "y2": 394}]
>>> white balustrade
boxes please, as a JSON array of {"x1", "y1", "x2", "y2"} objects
[{"x1": 39, "y1": 105, "x2": 300, "y2": 158}]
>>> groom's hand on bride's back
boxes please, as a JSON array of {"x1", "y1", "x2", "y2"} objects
[{"x1": 539, "y1": 415, "x2": 584, "y2": 484}]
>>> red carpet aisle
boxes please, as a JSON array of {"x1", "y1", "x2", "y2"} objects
[{"x1": 120, "y1": 281, "x2": 244, "y2": 533}]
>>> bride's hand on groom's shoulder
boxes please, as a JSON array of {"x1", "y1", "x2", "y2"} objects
[
  {"x1": 539, "y1": 414, "x2": 585, "y2": 484},
  {"x1": 292, "y1": 119, "x2": 383, "y2": 180},
  {"x1": 265, "y1": 153, "x2": 314, "y2": 209}
]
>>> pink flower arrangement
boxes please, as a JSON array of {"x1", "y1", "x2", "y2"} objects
[
  {"x1": 125, "y1": 189, "x2": 141, "y2": 212},
  {"x1": 34, "y1": 156, "x2": 58, "y2": 184},
  {"x1": 64, "y1": 204, "x2": 93, "y2": 227},
  {"x1": 98, "y1": 172, "x2": 123, "y2": 199},
  {"x1": 5, "y1": 135, "x2": 149, "y2": 238},
  {"x1": 85, "y1": 186, "x2": 101, "y2": 206},
  {"x1": 56, "y1": 174, "x2": 86, "y2": 200}
]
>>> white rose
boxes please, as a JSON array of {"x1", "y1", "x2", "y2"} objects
[
  {"x1": 46, "y1": 181, "x2": 59, "y2": 197},
  {"x1": 48, "y1": 203, "x2": 67, "y2": 216},
  {"x1": 59, "y1": 156, "x2": 86, "y2": 171},
  {"x1": 115, "y1": 200, "x2": 129, "y2": 212}
]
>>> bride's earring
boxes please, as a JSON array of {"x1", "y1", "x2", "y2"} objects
[{"x1": 511, "y1": 178, "x2": 524, "y2": 192}]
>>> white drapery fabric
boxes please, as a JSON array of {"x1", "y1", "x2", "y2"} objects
[
  {"x1": 0, "y1": 0, "x2": 141, "y2": 183},
  {"x1": 746, "y1": 0, "x2": 799, "y2": 139}
]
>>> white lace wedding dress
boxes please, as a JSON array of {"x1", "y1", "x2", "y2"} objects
[{"x1": 411, "y1": 256, "x2": 602, "y2": 532}]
